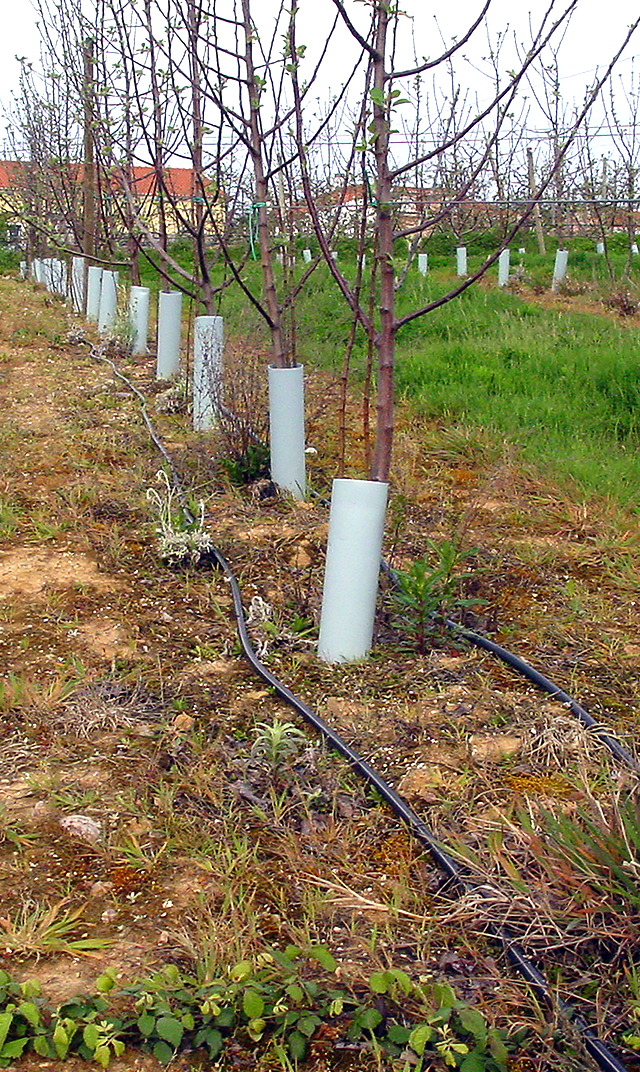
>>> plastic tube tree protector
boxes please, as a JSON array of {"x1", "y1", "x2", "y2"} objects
[
  {"x1": 193, "y1": 315, "x2": 223, "y2": 431},
  {"x1": 71, "y1": 256, "x2": 85, "y2": 313},
  {"x1": 86, "y1": 266, "x2": 103, "y2": 322},
  {"x1": 129, "y1": 286, "x2": 150, "y2": 356},
  {"x1": 268, "y1": 363, "x2": 306, "y2": 500},
  {"x1": 551, "y1": 249, "x2": 569, "y2": 292},
  {"x1": 318, "y1": 478, "x2": 388, "y2": 662},
  {"x1": 498, "y1": 249, "x2": 510, "y2": 286},
  {"x1": 418, "y1": 253, "x2": 428, "y2": 275},
  {"x1": 456, "y1": 246, "x2": 467, "y2": 276},
  {"x1": 97, "y1": 270, "x2": 119, "y2": 334},
  {"x1": 156, "y1": 291, "x2": 182, "y2": 379}
]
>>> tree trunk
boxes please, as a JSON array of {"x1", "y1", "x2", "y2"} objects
[
  {"x1": 370, "y1": 4, "x2": 394, "y2": 483},
  {"x1": 82, "y1": 39, "x2": 96, "y2": 313},
  {"x1": 241, "y1": 0, "x2": 287, "y2": 366},
  {"x1": 527, "y1": 148, "x2": 546, "y2": 255}
]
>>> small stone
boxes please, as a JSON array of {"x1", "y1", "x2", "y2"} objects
[
  {"x1": 90, "y1": 881, "x2": 114, "y2": 897},
  {"x1": 59, "y1": 814, "x2": 102, "y2": 844},
  {"x1": 397, "y1": 766, "x2": 445, "y2": 801},
  {"x1": 289, "y1": 545, "x2": 312, "y2": 568},
  {"x1": 171, "y1": 713, "x2": 195, "y2": 732}
]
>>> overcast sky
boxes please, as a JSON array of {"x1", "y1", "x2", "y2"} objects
[{"x1": 0, "y1": 0, "x2": 638, "y2": 144}]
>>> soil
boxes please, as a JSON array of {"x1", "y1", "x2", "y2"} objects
[{"x1": 0, "y1": 274, "x2": 640, "y2": 1072}]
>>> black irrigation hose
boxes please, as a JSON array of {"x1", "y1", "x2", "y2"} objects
[
  {"x1": 444, "y1": 620, "x2": 640, "y2": 775},
  {"x1": 204, "y1": 545, "x2": 631, "y2": 1072},
  {"x1": 378, "y1": 560, "x2": 640, "y2": 777},
  {"x1": 90, "y1": 348, "x2": 633, "y2": 1072}
]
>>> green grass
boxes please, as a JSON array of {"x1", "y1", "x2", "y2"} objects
[
  {"x1": 392, "y1": 283, "x2": 640, "y2": 504},
  {"x1": 137, "y1": 238, "x2": 640, "y2": 505}
]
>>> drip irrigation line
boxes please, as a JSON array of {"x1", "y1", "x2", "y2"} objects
[
  {"x1": 200, "y1": 546, "x2": 631, "y2": 1072},
  {"x1": 444, "y1": 619, "x2": 640, "y2": 775},
  {"x1": 379, "y1": 560, "x2": 639, "y2": 776},
  {"x1": 89, "y1": 348, "x2": 633, "y2": 1072}
]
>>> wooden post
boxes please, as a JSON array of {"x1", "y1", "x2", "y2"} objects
[
  {"x1": 82, "y1": 39, "x2": 96, "y2": 315},
  {"x1": 527, "y1": 148, "x2": 546, "y2": 256}
]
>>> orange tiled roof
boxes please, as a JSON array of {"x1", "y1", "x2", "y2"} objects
[{"x1": 0, "y1": 159, "x2": 211, "y2": 200}]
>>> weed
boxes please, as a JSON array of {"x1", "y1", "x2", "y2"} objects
[
  {"x1": 0, "y1": 900, "x2": 112, "y2": 959},
  {"x1": 192, "y1": 639, "x2": 218, "y2": 659},
  {"x1": 520, "y1": 789, "x2": 640, "y2": 912},
  {"x1": 621, "y1": 963, "x2": 640, "y2": 1053},
  {"x1": 107, "y1": 302, "x2": 136, "y2": 353},
  {"x1": 146, "y1": 469, "x2": 214, "y2": 566},
  {"x1": 220, "y1": 442, "x2": 271, "y2": 486},
  {"x1": 391, "y1": 539, "x2": 481, "y2": 653},
  {"x1": 0, "y1": 673, "x2": 31, "y2": 713},
  {"x1": 251, "y1": 718, "x2": 308, "y2": 769},
  {"x1": 111, "y1": 834, "x2": 168, "y2": 871},
  {"x1": 0, "y1": 957, "x2": 513, "y2": 1068},
  {"x1": 0, "y1": 808, "x2": 39, "y2": 852},
  {"x1": 0, "y1": 499, "x2": 18, "y2": 540}
]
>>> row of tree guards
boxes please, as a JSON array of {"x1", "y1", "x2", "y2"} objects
[
  {"x1": 25, "y1": 238, "x2": 622, "y2": 302},
  {"x1": 21, "y1": 231, "x2": 625, "y2": 664},
  {"x1": 24, "y1": 252, "x2": 378, "y2": 662}
]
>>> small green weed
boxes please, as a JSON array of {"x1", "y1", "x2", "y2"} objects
[
  {"x1": 251, "y1": 718, "x2": 308, "y2": 769},
  {"x1": 219, "y1": 442, "x2": 271, "y2": 486},
  {"x1": 520, "y1": 792, "x2": 640, "y2": 911},
  {"x1": 0, "y1": 808, "x2": 39, "y2": 852},
  {"x1": 0, "y1": 901, "x2": 112, "y2": 959},
  {"x1": 391, "y1": 540, "x2": 481, "y2": 653}
]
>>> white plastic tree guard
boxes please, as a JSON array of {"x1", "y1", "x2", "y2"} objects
[
  {"x1": 418, "y1": 253, "x2": 428, "y2": 276},
  {"x1": 596, "y1": 241, "x2": 605, "y2": 255},
  {"x1": 86, "y1": 267, "x2": 103, "y2": 322},
  {"x1": 42, "y1": 258, "x2": 55, "y2": 291},
  {"x1": 43, "y1": 258, "x2": 64, "y2": 296},
  {"x1": 43, "y1": 259, "x2": 53, "y2": 292},
  {"x1": 193, "y1": 315, "x2": 223, "y2": 431},
  {"x1": 71, "y1": 257, "x2": 85, "y2": 313},
  {"x1": 632, "y1": 243, "x2": 639, "y2": 255},
  {"x1": 498, "y1": 249, "x2": 510, "y2": 287},
  {"x1": 268, "y1": 363, "x2": 306, "y2": 500},
  {"x1": 551, "y1": 249, "x2": 569, "y2": 292},
  {"x1": 52, "y1": 259, "x2": 66, "y2": 297},
  {"x1": 97, "y1": 270, "x2": 119, "y2": 334},
  {"x1": 156, "y1": 291, "x2": 182, "y2": 380},
  {"x1": 302, "y1": 249, "x2": 312, "y2": 263},
  {"x1": 318, "y1": 478, "x2": 388, "y2": 663},
  {"x1": 32, "y1": 259, "x2": 45, "y2": 285},
  {"x1": 331, "y1": 251, "x2": 338, "y2": 261},
  {"x1": 129, "y1": 286, "x2": 150, "y2": 356},
  {"x1": 456, "y1": 247, "x2": 467, "y2": 277},
  {"x1": 19, "y1": 261, "x2": 27, "y2": 280}
]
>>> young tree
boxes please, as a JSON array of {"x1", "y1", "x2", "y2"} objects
[
  {"x1": 290, "y1": 0, "x2": 640, "y2": 483},
  {"x1": 606, "y1": 63, "x2": 640, "y2": 278}
]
